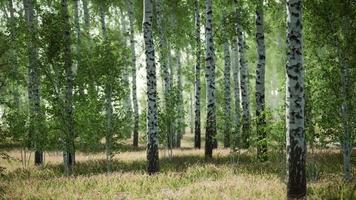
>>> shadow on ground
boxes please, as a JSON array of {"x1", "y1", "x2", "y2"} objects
[{"x1": 4, "y1": 149, "x2": 348, "y2": 182}]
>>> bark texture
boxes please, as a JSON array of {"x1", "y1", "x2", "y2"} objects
[
  {"x1": 61, "y1": 0, "x2": 75, "y2": 175},
  {"x1": 234, "y1": 0, "x2": 250, "y2": 148},
  {"x1": 24, "y1": 0, "x2": 43, "y2": 166},
  {"x1": 223, "y1": 42, "x2": 231, "y2": 148},
  {"x1": 255, "y1": 1, "x2": 267, "y2": 161},
  {"x1": 176, "y1": 49, "x2": 184, "y2": 148},
  {"x1": 231, "y1": 38, "x2": 241, "y2": 150},
  {"x1": 194, "y1": 0, "x2": 201, "y2": 149},
  {"x1": 286, "y1": 0, "x2": 306, "y2": 199},
  {"x1": 204, "y1": 0, "x2": 216, "y2": 158},
  {"x1": 126, "y1": 0, "x2": 140, "y2": 148},
  {"x1": 144, "y1": 0, "x2": 159, "y2": 174}
]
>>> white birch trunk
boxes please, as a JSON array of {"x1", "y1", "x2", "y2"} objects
[
  {"x1": 286, "y1": 0, "x2": 306, "y2": 198},
  {"x1": 204, "y1": 0, "x2": 216, "y2": 158},
  {"x1": 144, "y1": 0, "x2": 159, "y2": 174}
]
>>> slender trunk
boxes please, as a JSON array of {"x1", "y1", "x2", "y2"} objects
[
  {"x1": 231, "y1": 38, "x2": 240, "y2": 150},
  {"x1": 176, "y1": 49, "x2": 184, "y2": 148},
  {"x1": 168, "y1": 43, "x2": 174, "y2": 149},
  {"x1": 119, "y1": 9, "x2": 133, "y2": 119},
  {"x1": 74, "y1": 0, "x2": 83, "y2": 96},
  {"x1": 82, "y1": 0, "x2": 96, "y2": 97},
  {"x1": 223, "y1": 41, "x2": 231, "y2": 148},
  {"x1": 339, "y1": 13, "x2": 352, "y2": 181},
  {"x1": 194, "y1": 0, "x2": 201, "y2": 149},
  {"x1": 126, "y1": 0, "x2": 140, "y2": 147},
  {"x1": 23, "y1": 0, "x2": 43, "y2": 166},
  {"x1": 144, "y1": 0, "x2": 159, "y2": 174},
  {"x1": 255, "y1": 1, "x2": 267, "y2": 161},
  {"x1": 155, "y1": 0, "x2": 172, "y2": 149},
  {"x1": 204, "y1": 0, "x2": 216, "y2": 159},
  {"x1": 234, "y1": 1, "x2": 250, "y2": 149},
  {"x1": 340, "y1": 59, "x2": 351, "y2": 181},
  {"x1": 61, "y1": 0, "x2": 75, "y2": 175},
  {"x1": 286, "y1": 0, "x2": 306, "y2": 199},
  {"x1": 100, "y1": 4, "x2": 113, "y2": 173},
  {"x1": 8, "y1": 0, "x2": 20, "y2": 109}
]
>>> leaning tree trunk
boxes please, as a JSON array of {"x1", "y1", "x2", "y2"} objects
[
  {"x1": 100, "y1": 4, "x2": 113, "y2": 173},
  {"x1": 223, "y1": 41, "x2": 231, "y2": 148},
  {"x1": 126, "y1": 0, "x2": 140, "y2": 148},
  {"x1": 176, "y1": 49, "x2": 184, "y2": 148},
  {"x1": 194, "y1": 0, "x2": 201, "y2": 149},
  {"x1": 61, "y1": 0, "x2": 75, "y2": 175},
  {"x1": 144, "y1": 0, "x2": 159, "y2": 174},
  {"x1": 286, "y1": 0, "x2": 306, "y2": 199},
  {"x1": 231, "y1": 38, "x2": 241, "y2": 150},
  {"x1": 24, "y1": 0, "x2": 43, "y2": 166},
  {"x1": 155, "y1": 0, "x2": 173, "y2": 149},
  {"x1": 204, "y1": 0, "x2": 216, "y2": 159},
  {"x1": 255, "y1": 1, "x2": 267, "y2": 161},
  {"x1": 234, "y1": 1, "x2": 250, "y2": 149}
]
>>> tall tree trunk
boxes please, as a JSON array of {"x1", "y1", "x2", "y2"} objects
[
  {"x1": 235, "y1": 1, "x2": 250, "y2": 149},
  {"x1": 255, "y1": 1, "x2": 267, "y2": 161},
  {"x1": 231, "y1": 38, "x2": 241, "y2": 150},
  {"x1": 286, "y1": 0, "x2": 306, "y2": 199},
  {"x1": 74, "y1": 0, "x2": 83, "y2": 96},
  {"x1": 61, "y1": 0, "x2": 75, "y2": 175},
  {"x1": 24, "y1": 0, "x2": 43, "y2": 166},
  {"x1": 100, "y1": 3, "x2": 113, "y2": 173},
  {"x1": 8, "y1": 0, "x2": 20, "y2": 109},
  {"x1": 223, "y1": 41, "x2": 231, "y2": 148},
  {"x1": 119, "y1": 9, "x2": 133, "y2": 122},
  {"x1": 82, "y1": 0, "x2": 96, "y2": 97},
  {"x1": 194, "y1": 0, "x2": 201, "y2": 149},
  {"x1": 176, "y1": 49, "x2": 184, "y2": 148},
  {"x1": 126, "y1": 0, "x2": 140, "y2": 148},
  {"x1": 204, "y1": 0, "x2": 216, "y2": 159},
  {"x1": 155, "y1": 0, "x2": 173, "y2": 149},
  {"x1": 340, "y1": 58, "x2": 352, "y2": 181},
  {"x1": 168, "y1": 43, "x2": 175, "y2": 149},
  {"x1": 144, "y1": 0, "x2": 159, "y2": 174}
]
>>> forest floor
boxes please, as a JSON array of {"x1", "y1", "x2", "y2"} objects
[{"x1": 0, "y1": 133, "x2": 355, "y2": 200}]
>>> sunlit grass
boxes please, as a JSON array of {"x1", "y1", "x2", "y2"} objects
[{"x1": 0, "y1": 134, "x2": 355, "y2": 200}]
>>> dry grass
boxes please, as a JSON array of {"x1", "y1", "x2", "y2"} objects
[{"x1": 0, "y1": 134, "x2": 355, "y2": 200}]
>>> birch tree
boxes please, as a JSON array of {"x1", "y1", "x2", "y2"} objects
[
  {"x1": 24, "y1": 0, "x2": 43, "y2": 166},
  {"x1": 99, "y1": 3, "x2": 113, "y2": 173},
  {"x1": 144, "y1": 0, "x2": 159, "y2": 174},
  {"x1": 194, "y1": 0, "x2": 201, "y2": 149},
  {"x1": 231, "y1": 38, "x2": 240, "y2": 150},
  {"x1": 255, "y1": 0, "x2": 267, "y2": 161},
  {"x1": 61, "y1": 0, "x2": 75, "y2": 175},
  {"x1": 223, "y1": 41, "x2": 231, "y2": 148},
  {"x1": 176, "y1": 49, "x2": 184, "y2": 148},
  {"x1": 204, "y1": 0, "x2": 216, "y2": 158},
  {"x1": 234, "y1": 0, "x2": 250, "y2": 149},
  {"x1": 126, "y1": 0, "x2": 140, "y2": 148},
  {"x1": 286, "y1": 0, "x2": 306, "y2": 198}
]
